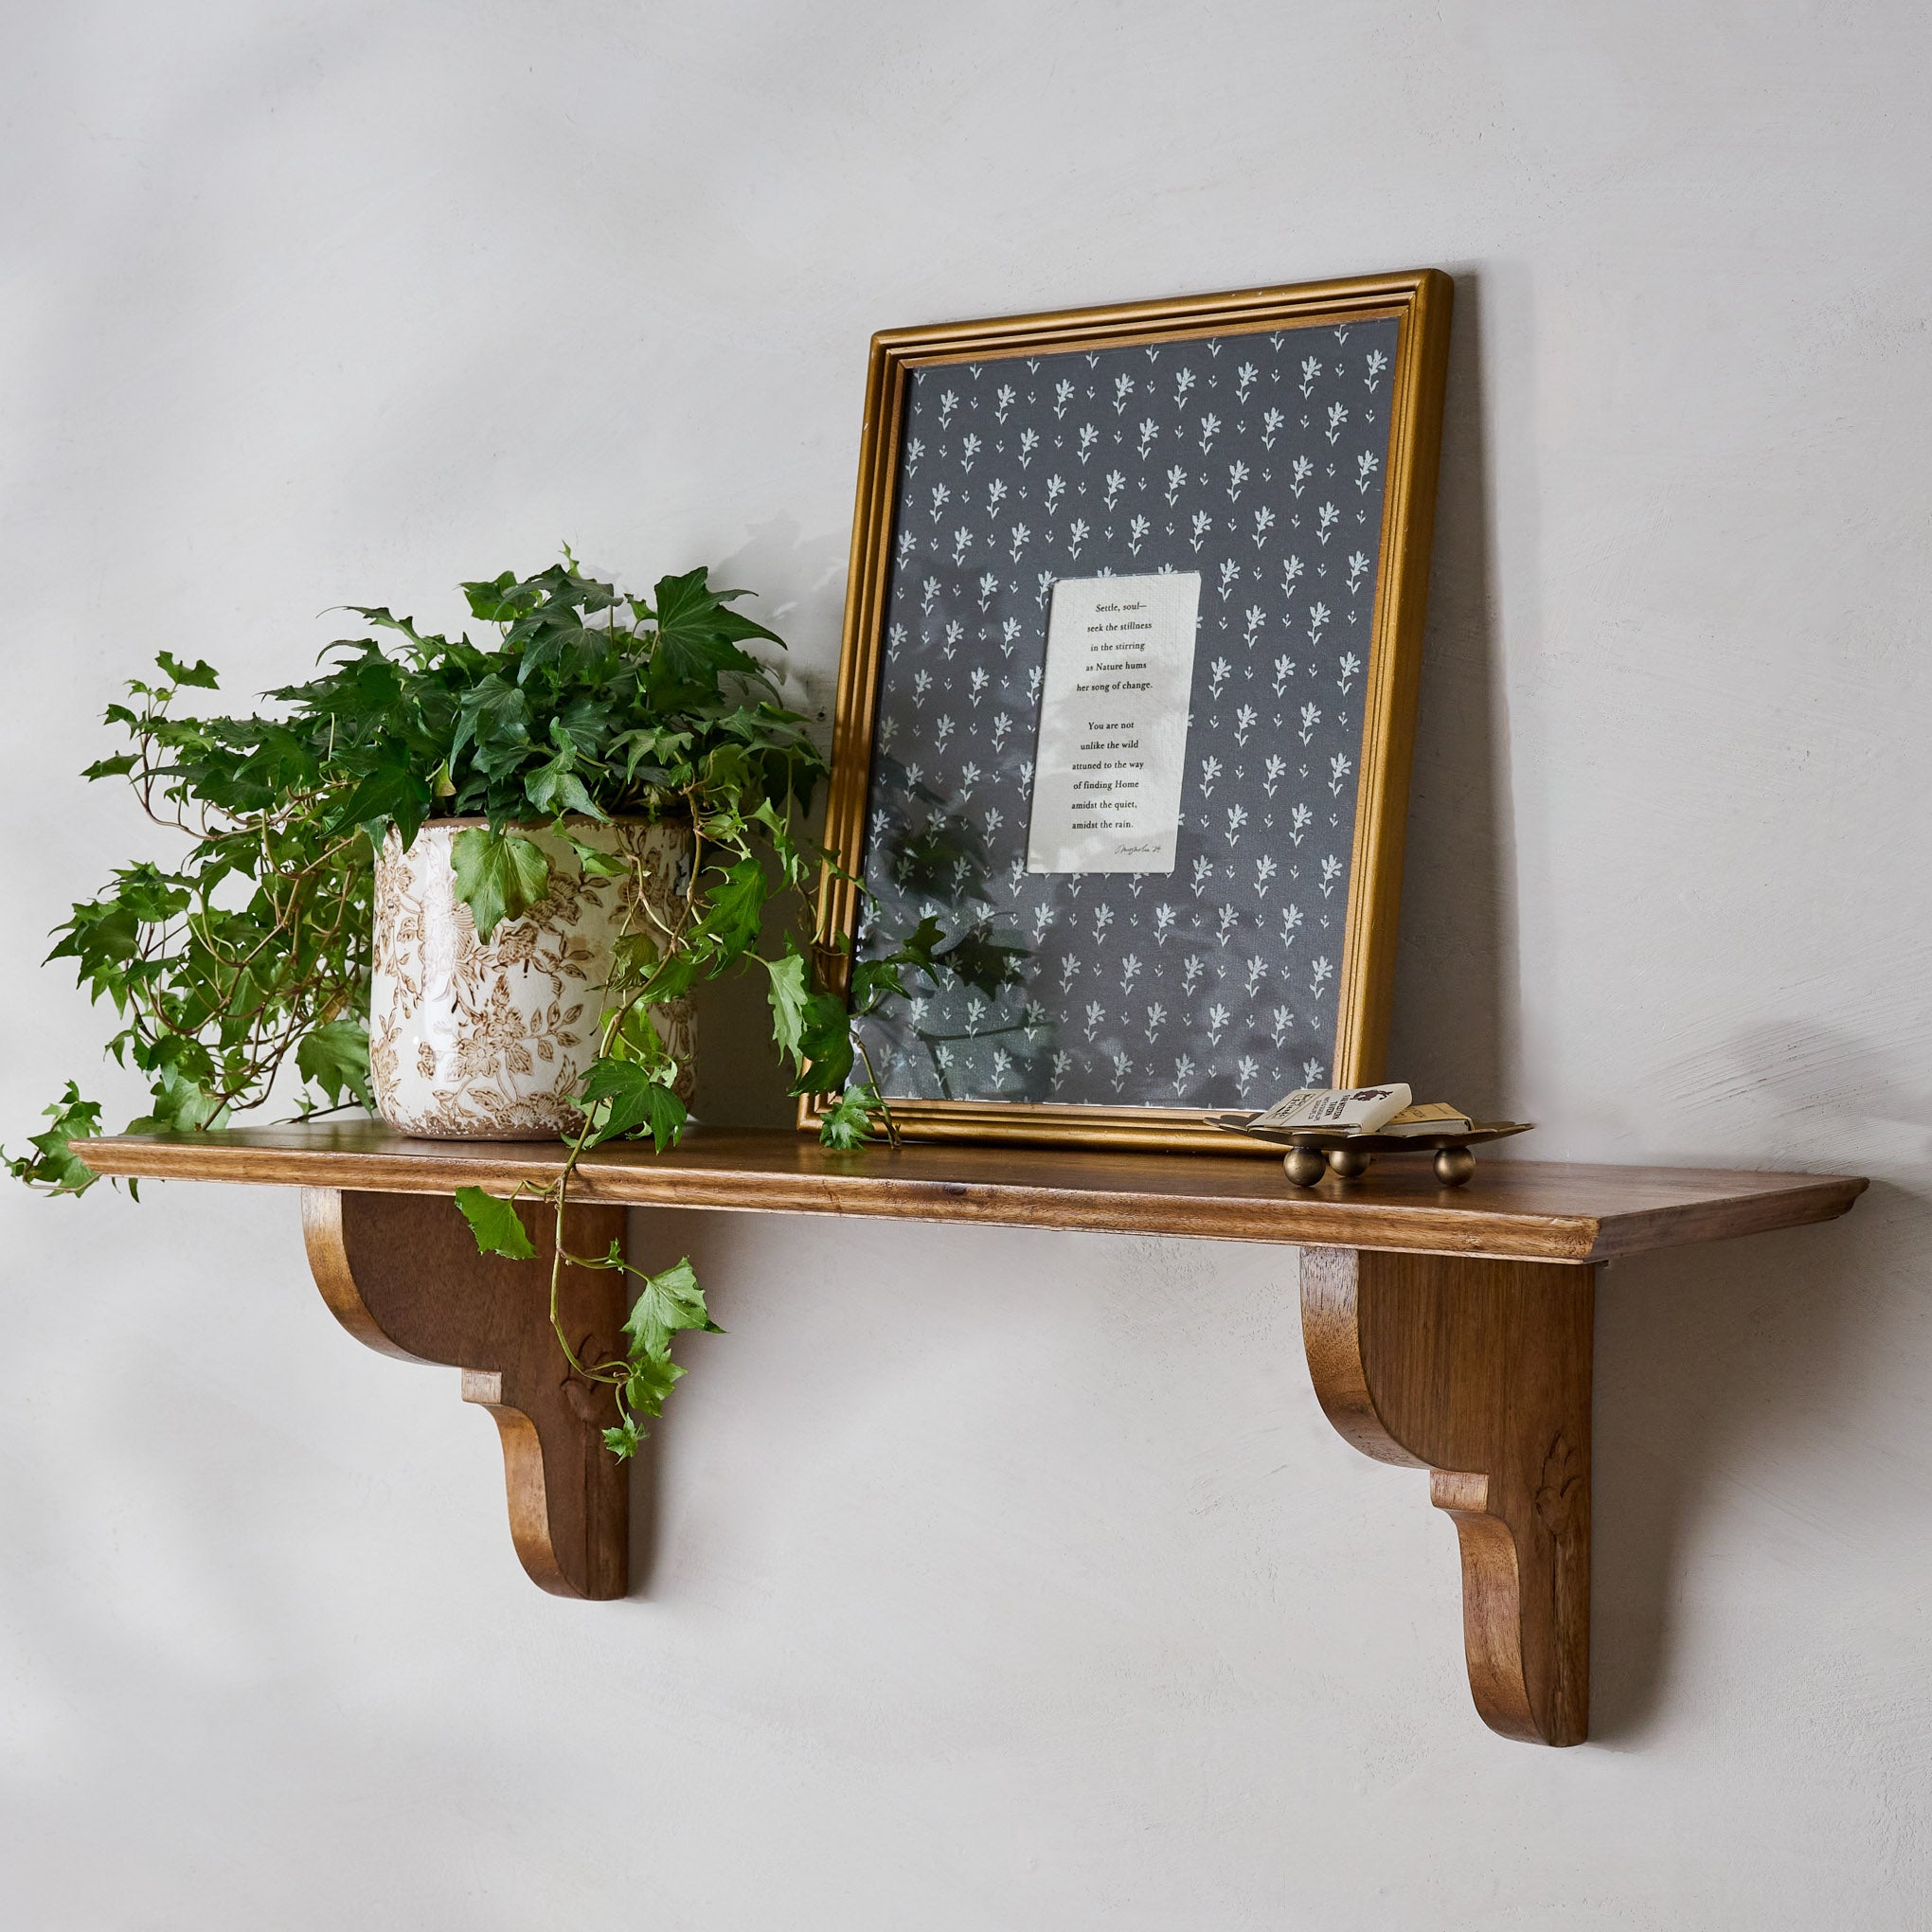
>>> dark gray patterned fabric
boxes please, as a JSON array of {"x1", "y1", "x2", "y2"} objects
[{"x1": 855, "y1": 316, "x2": 1400, "y2": 1111}]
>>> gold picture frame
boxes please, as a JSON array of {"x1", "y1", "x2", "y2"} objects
[{"x1": 803, "y1": 269, "x2": 1453, "y2": 1151}]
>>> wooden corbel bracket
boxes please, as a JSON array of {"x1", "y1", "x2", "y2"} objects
[
  {"x1": 300, "y1": 1187, "x2": 630, "y2": 1601},
  {"x1": 1300, "y1": 1245, "x2": 1594, "y2": 1746}
]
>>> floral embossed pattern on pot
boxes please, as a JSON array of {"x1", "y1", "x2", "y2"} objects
[{"x1": 370, "y1": 818, "x2": 695, "y2": 1138}]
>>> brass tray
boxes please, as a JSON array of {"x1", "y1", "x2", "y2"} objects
[{"x1": 1207, "y1": 1115, "x2": 1535, "y2": 1188}]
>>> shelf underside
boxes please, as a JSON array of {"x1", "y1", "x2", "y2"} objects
[{"x1": 81, "y1": 1121, "x2": 1865, "y2": 1263}]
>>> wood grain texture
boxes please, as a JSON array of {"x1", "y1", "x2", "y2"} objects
[
  {"x1": 1302, "y1": 1246, "x2": 1593, "y2": 1745},
  {"x1": 86, "y1": 1121, "x2": 1867, "y2": 1263},
  {"x1": 302, "y1": 1188, "x2": 628, "y2": 1600}
]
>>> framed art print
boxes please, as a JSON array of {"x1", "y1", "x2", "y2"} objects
[{"x1": 805, "y1": 270, "x2": 1452, "y2": 1150}]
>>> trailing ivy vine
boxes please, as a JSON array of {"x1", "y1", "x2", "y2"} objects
[{"x1": 9, "y1": 555, "x2": 980, "y2": 1458}]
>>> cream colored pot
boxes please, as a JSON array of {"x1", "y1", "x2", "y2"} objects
[{"x1": 368, "y1": 817, "x2": 695, "y2": 1139}]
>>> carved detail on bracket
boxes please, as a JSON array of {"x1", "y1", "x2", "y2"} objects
[
  {"x1": 1300, "y1": 1245, "x2": 1595, "y2": 1746},
  {"x1": 301, "y1": 1187, "x2": 630, "y2": 1600}
]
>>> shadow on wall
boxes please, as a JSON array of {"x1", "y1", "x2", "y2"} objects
[
  {"x1": 1589, "y1": 1173, "x2": 1923, "y2": 1744},
  {"x1": 1384, "y1": 265, "x2": 1523, "y2": 1115}
]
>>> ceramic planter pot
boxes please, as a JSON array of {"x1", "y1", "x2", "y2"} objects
[{"x1": 368, "y1": 817, "x2": 695, "y2": 1139}]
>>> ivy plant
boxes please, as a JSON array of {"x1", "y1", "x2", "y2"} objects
[{"x1": 9, "y1": 555, "x2": 978, "y2": 1459}]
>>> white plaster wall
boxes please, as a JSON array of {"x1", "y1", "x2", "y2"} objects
[{"x1": 4, "y1": 2, "x2": 1929, "y2": 1925}]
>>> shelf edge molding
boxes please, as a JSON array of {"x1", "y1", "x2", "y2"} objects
[
  {"x1": 1301, "y1": 1244, "x2": 1593, "y2": 1745},
  {"x1": 302, "y1": 1187, "x2": 630, "y2": 1601}
]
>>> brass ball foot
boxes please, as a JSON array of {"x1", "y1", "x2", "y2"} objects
[
  {"x1": 1283, "y1": 1145, "x2": 1328, "y2": 1188},
  {"x1": 1326, "y1": 1146, "x2": 1371, "y2": 1181},
  {"x1": 1434, "y1": 1146, "x2": 1477, "y2": 1188}
]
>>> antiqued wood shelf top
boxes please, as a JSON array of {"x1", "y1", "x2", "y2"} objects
[{"x1": 82, "y1": 1121, "x2": 1865, "y2": 1264}]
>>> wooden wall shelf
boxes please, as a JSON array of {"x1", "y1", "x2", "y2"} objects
[{"x1": 83, "y1": 1121, "x2": 1866, "y2": 1747}]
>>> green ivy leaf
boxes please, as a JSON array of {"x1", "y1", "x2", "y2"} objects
[
  {"x1": 565, "y1": 834, "x2": 627, "y2": 879},
  {"x1": 579, "y1": 1056, "x2": 688, "y2": 1151},
  {"x1": 295, "y1": 1018, "x2": 373, "y2": 1109},
  {"x1": 155, "y1": 651, "x2": 220, "y2": 689},
  {"x1": 621, "y1": 1255, "x2": 717, "y2": 1360},
  {"x1": 639, "y1": 568, "x2": 781, "y2": 697},
  {"x1": 764, "y1": 947, "x2": 812, "y2": 1057},
  {"x1": 624, "y1": 1352, "x2": 687, "y2": 1418},
  {"x1": 460, "y1": 570, "x2": 531, "y2": 624},
  {"x1": 695, "y1": 857, "x2": 767, "y2": 965},
  {"x1": 5, "y1": 1082, "x2": 103, "y2": 1192},
  {"x1": 816, "y1": 1084, "x2": 880, "y2": 1150},
  {"x1": 603, "y1": 1421, "x2": 644, "y2": 1461},
  {"x1": 124, "y1": 1066, "x2": 229, "y2": 1136},
  {"x1": 789, "y1": 989, "x2": 856, "y2": 1097},
  {"x1": 450, "y1": 827, "x2": 550, "y2": 940},
  {"x1": 454, "y1": 1186, "x2": 537, "y2": 1260}
]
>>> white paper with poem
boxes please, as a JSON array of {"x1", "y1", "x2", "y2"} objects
[{"x1": 1025, "y1": 571, "x2": 1201, "y2": 874}]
